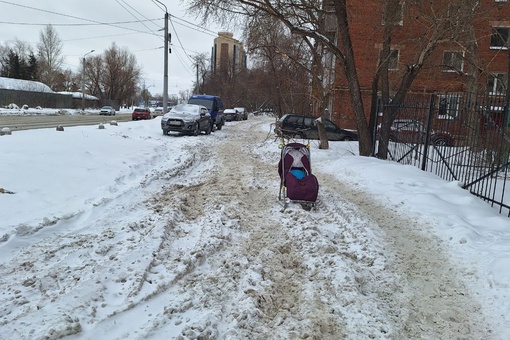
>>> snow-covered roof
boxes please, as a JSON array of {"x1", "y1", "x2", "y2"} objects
[
  {"x1": 0, "y1": 77, "x2": 54, "y2": 93},
  {"x1": 58, "y1": 91, "x2": 99, "y2": 100}
]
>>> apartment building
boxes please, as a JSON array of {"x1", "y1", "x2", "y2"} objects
[
  {"x1": 211, "y1": 32, "x2": 247, "y2": 75},
  {"x1": 330, "y1": 0, "x2": 510, "y2": 129}
]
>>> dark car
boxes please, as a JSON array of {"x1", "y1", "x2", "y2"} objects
[
  {"x1": 234, "y1": 107, "x2": 248, "y2": 120},
  {"x1": 132, "y1": 108, "x2": 151, "y2": 120},
  {"x1": 161, "y1": 103, "x2": 212, "y2": 136},
  {"x1": 386, "y1": 119, "x2": 455, "y2": 146},
  {"x1": 224, "y1": 108, "x2": 239, "y2": 122},
  {"x1": 275, "y1": 113, "x2": 358, "y2": 141}
]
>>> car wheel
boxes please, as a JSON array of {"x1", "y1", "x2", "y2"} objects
[
  {"x1": 163, "y1": 130, "x2": 168, "y2": 136},
  {"x1": 433, "y1": 138, "x2": 448, "y2": 146},
  {"x1": 193, "y1": 124, "x2": 200, "y2": 136},
  {"x1": 342, "y1": 136, "x2": 354, "y2": 141}
]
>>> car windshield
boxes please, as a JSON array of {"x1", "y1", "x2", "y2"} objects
[
  {"x1": 188, "y1": 98, "x2": 213, "y2": 110},
  {"x1": 102, "y1": 106, "x2": 111, "y2": 109},
  {"x1": 171, "y1": 104, "x2": 200, "y2": 115}
]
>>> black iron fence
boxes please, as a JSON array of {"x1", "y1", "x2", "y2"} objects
[{"x1": 374, "y1": 93, "x2": 510, "y2": 217}]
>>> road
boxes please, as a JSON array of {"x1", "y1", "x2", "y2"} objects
[{"x1": 0, "y1": 113, "x2": 134, "y2": 131}]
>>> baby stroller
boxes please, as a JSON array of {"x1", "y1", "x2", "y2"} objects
[{"x1": 278, "y1": 142, "x2": 319, "y2": 208}]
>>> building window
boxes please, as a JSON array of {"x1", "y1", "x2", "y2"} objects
[
  {"x1": 488, "y1": 73, "x2": 508, "y2": 96},
  {"x1": 490, "y1": 27, "x2": 510, "y2": 49},
  {"x1": 438, "y1": 94, "x2": 461, "y2": 119},
  {"x1": 382, "y1": 2, "x2": 404, "y2": 26},
  {"x1": 442, "y1": 51, "x2": 464, "y2": 72},
  {"x1": 379, "y1": 49, "x2": 400, "y2": 70}
]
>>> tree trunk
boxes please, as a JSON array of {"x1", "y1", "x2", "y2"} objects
[
  {"x1": 317, "y1": 117, "x2": 329, "y2": 149},
  {"x1": 333, "y1": 0, "x2": 372, "y2": 156}
]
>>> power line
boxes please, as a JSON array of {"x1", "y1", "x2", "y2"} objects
[
  {"x1": 61, "y1": 32, "x2": 141, "y2": 43},
  {"x1": 169, "y1": 17, "x2": 195, "y2": 65},
  {"x1": 168, "y1": 13, "x2": 217, "y2": 37},
  {"x1": 0, "y1": 0, "x2": 160, "y2": 37},
  {"x1": 0, "y1": 19, "x2": 161, "y2": 27},
  {"x1": 115, "y1": 0, "x2": 161, "y2": 38}
]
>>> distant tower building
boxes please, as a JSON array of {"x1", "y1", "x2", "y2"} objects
[{"x1": 211, "y1": 32, "x2": 247, "y2": 75}]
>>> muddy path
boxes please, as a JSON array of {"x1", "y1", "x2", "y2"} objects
[
  {"x1": 135, "y1": 118, "x2": 491, "y2": 339},
  {"x1": 0, "y1": 116, "x2": 493, "y2": 339}
]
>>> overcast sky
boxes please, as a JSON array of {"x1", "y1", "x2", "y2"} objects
[{"x1": 0, "y1": 0, "x2": 234, "y2": 96}]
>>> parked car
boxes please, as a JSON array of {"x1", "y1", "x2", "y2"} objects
[
  {"x1": 188, "y1": 94, "x2": 225, "y2": 130},
  {"x1": 385, "y1": 119, "x2": 455, "y2": 146},
  {"x1": 224, "y1": 108, "x2": 239, "y2": 122},
  {"x1": 152, "y1": 107, "x2": 164, "y2": 118},
  {"x1": 99, "y1": 106, "x2": 115, "y2": 116},
  {"x1": 275, "y1": 113, "x2": 358, "y2": 141},
  {"x1": 234, "y1": 107, "x2": 248, "y2": 120},
  {"x1": 132, "y1": 108, "x2": 151, "y2": 120},
  {"x1": 161, "y1": 103, "x2": 212, "y2": 136}
]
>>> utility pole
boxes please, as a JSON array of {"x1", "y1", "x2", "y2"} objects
[
  {"x1": 195, "y1": 59, "x2": 199, "y2": 93},
  {"x1": 163, "y1": 11, "x2": 169, "y2": 113},
  {"x1": 154, "y1": 0, "x2": 169, "y2": 113}
]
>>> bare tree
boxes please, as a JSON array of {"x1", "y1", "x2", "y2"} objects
[
  {"x1": 37, "y1": 24, "x2": 64, "y2": 90},
  {"x1": 190, "y1": 52, "x2": 210, "y2": 93},
  {"x1": 246, "y1": 15, "x2": 312, "y2": 116},
  {"x1": 188, "y1": 0, "x2": 483, "y2": 157},
  {"x1": 84, "y1": 43, "x2": 141, "y2": 106},
  {"x1": 103, "y1": 43, "x2": 141, "y2": 105},
  {"x1": 187, "y1": 0, "x2": 372, "y2": 155},
  {"x1": 53, "y1": 69, "x2": 77, "y2": 92},
  {"x1": 375, "y1": 0, "x2": 481, "y2": 159}
]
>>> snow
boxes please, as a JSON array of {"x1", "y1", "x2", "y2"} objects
[
  {"x1": 0, "y1": 77, "x2": 54, "y2": 93},
  {"x1": 0, "y1": 113, "x2": 509, "y2": 339}
]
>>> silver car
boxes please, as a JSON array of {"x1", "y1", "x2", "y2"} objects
[
  {"x1": 99, "y1": 106, "x2": 115, "y2": 115},
  {"x1": 161, "y1": 103, "x2": 212, "y2": 136}
]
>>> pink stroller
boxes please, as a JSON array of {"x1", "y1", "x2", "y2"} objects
[{"x1": 278, "y1": 142, "x2": 319, "y2": 208}]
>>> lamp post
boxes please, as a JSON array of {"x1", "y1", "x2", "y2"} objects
[{"x1": 81, "y1": 50, "x2": 95, "y2": 111}]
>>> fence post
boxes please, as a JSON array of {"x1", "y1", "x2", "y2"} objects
[{"x1": 421, "y1": 94, "x2": 436, "y2": 171}]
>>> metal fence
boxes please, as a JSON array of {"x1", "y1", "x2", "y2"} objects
[
  {"x1": 0, "y1": 88, "x2": 73, "y2": 109},
  {"x1": 375, "y1": 93, "x2": 510, "y2": 217}
]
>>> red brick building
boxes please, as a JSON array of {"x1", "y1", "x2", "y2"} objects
[{"x1": 330, "y1": 0, "x2": 510, "y2": 130}]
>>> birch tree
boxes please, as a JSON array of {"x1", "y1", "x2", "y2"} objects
[{"x1": 37, "y1": 24, "x2": 64, "y2": 90}]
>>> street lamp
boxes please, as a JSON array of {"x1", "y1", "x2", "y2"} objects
[{"x1": 82, "y1": 50, "x2": 95, "y2": 111}]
